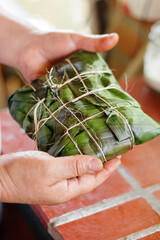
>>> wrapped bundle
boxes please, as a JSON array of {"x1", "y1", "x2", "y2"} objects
[{"x1": 8, "y1": 51, "x2": 160, "y2": 162}]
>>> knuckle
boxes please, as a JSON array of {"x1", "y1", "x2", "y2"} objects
[
  {"x1": 68, "y1": 158, "x2": 80, "y2": 177},
  {"x1": 74, "y1": 158, "x2": 86, "y2": 176}
]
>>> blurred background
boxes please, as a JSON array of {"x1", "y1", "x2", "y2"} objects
[
  {"x1": 0, "y1": 0, "x2": 160, "y2": 110},
  {"x1": 1, "y1": 1, "x2": 160, "y2": 239}
]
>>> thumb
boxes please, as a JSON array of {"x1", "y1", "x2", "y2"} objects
[
  {"x1": 41, "y1": 32, "x2": 119, "y2": 63},
  {"x1": 48, "y1": 155, "x2": 103, "y2": 180},
  {"x1": 71, "y1": 32, "x2": 119, "y2": 52}
]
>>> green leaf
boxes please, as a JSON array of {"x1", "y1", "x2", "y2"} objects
[{"x1": 8, "y1": 51, "x2": 160, "y2": 163}]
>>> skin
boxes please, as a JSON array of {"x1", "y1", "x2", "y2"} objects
[{"x1": 0, "y1": 13, "x2": 120, "y2": 205}]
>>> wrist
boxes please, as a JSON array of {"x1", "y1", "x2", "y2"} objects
[
  {"x1": 0, "y1": 154, "x2": 18, "y2": 203},
  {"x1": 0, "y1": 155, "x2": 8, "y2": 202}
]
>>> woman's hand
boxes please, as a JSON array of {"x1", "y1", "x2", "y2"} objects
[
  {"x1": 0, "y1": 13, "x2": 118, "y2": 83},
  {"x1": 0, "y1": 151, "x2": 120, "y2": 205},
  {"x1": 18, "y1": 31, "x2": 118, "y2": 83}
]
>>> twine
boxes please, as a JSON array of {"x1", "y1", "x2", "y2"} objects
[
  {"x1": 65, "y1": 58, "x2": 135, "y2": 148},
  {"x1": 27, "y1": 58, "x2": 135, "y2": 161},
  {"x1": 42, "y1": 101, "x2": 82, "y2": 154}
]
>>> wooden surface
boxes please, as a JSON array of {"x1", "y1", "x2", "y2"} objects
[{"x1": 1, "y1": 76, "x2": 160, "y2": 240}]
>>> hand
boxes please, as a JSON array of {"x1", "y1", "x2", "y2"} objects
[
  {"x1": 0, "y1": 151, "x2": 120, "y2": 205},
  {"x1": 0, "y1": 13, "x2": 118, "y2": 83},
  {"x1": 17, "y1": 31, "x2": 118, "y2": 83}
]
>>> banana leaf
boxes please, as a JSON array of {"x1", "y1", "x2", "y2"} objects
[{"x1": 8, "y1": 51, "x2": 160, "y2": 162}]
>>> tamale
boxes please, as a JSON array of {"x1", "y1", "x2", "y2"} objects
[{"x1": 8, "y1": 51, "x2": 160, "y2": 162}]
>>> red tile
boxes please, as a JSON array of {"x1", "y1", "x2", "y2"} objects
[
  {"x1": 57, "y1": 198, "x2": 160, "y2": 240},
  {"x1": 140, "y1": 232, "x2": 160, "y2": 240},
  {"x1": 120, "y1": 77, "x2": 160, "y2": 187},
  {"x1": 154, "y1": 190, "x2": 160, "y2": 200},
  {"x1": 0, "y1": 109, "x2": 35, "y2": 154},
  {"x1": 121, "y1": 136, "x2": 160, "y2": 187},
  {"x1": 120, "y1": 76, "x2": 160, "y2": 123},
  {"x1": 40, "y1": 171, "x2": 133, "y2": 219}
]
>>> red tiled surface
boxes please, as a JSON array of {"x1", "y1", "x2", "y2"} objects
[
  {"x1": 40, "y1": 171, "x2": 132, "y2": 219},
  {"x1": 0, "y1": 109, "x2": 35, "y2": 153},
  {"x1": 57, "y1": 198, "x2": 160, "y2": 240},
  {"x1": 120, "y1": 76, "x2": 160, "y2": 123},
  {"x1": 154, "y1": 190, "x2": 160, "y2": 200},
  {"x1": 140, "y1": 232, "x2": 160, "y2": 240},
  {"x1": 121, "y1": 137, "x2": 160, "y2": 187},
  {"x1": 1, "y1": 76, "x2": 160, "y2": 240},
  {"x1": 120, "y1": 77, "x2": 160, "y2": 187}
]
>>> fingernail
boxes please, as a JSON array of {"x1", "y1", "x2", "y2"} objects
[
  {"x1": 89, "y1": 159, "x2": 103, "y2": 172},
  {"x1": 116, "y1": 155, "x2": 121, "y2": 160}
]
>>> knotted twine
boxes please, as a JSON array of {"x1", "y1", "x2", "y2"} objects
[{"x1": 27, "y1": 59, "x2": 135, "y2": 162}]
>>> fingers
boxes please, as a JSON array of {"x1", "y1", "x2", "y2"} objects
[
  {"x1": 22, "y1": 31, "x2": 118, "y2": 83},
  {"x1": 95, "y1": 157, "x2": 121, "y2": 185},
  {"x1": 70, "y1": 32, "x2": 119, "y2": 52},
  {"x1": 65, "y1": 157, "x2": 121, "y2": 200},
  {"x1": 47, "y1": 154, "x2": 103, "y2": 181}
]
